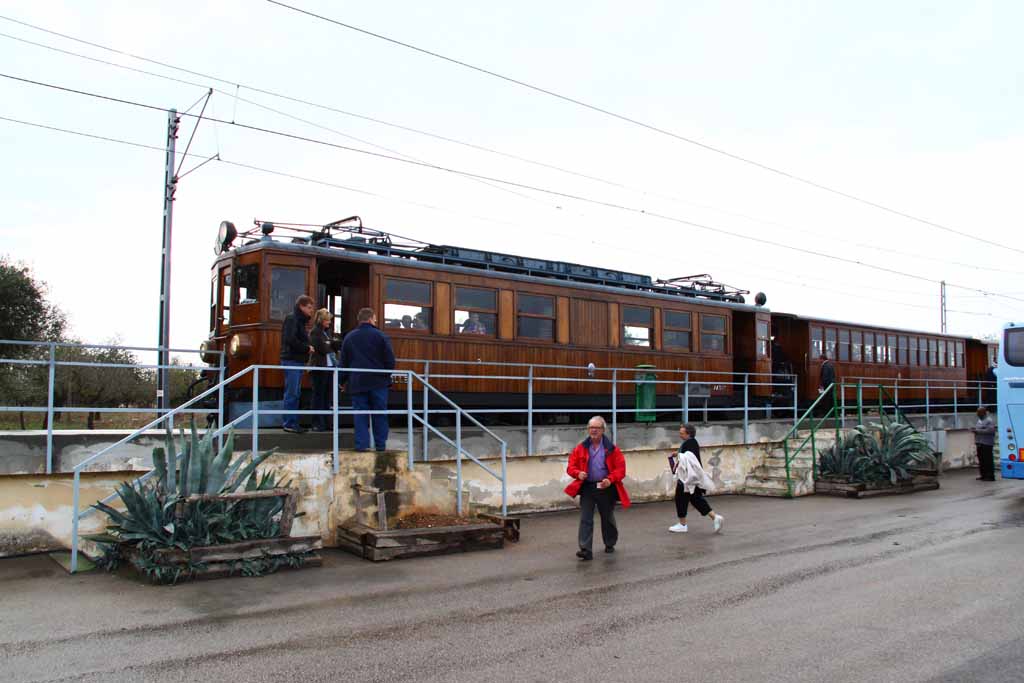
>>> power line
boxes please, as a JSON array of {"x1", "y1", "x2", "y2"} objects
[
  {"x1": 4, "y1": 70, "x2": 1024, "y2": 307},
  {"x1": 263, "y1": 0, "x2": 1024, "y2": 257},
  {"x1": 6, "y1": 111, "x2": 1020, "y2": 329},
  {"x1": 0, "y1": 20, "x2": 1019, "y2": 275}
]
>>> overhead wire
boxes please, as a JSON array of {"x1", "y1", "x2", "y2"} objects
[
  {"x1": 3, "y1": 111, "x2": 1020, "y2": 328},
  {"x1": 0, "y1": 21, "x2": 1016, "y2": 275},
  {"x1": 3, "y1": 70, "x2": 1023, "y2": 307},
  {"x1": 262, "y1": 0, "x2": 1024, "y2": 257}
]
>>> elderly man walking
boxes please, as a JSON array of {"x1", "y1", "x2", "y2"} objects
[
  {"x1": 340, "y1": 307, "x2": 396, "y2": 452},
  {"x1": 564, "y1": 416, "x2": 631, "y2": 561}
]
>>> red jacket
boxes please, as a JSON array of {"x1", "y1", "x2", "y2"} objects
[{"x1": 564, "y1": 436, "x2": 631, "y2": 508}]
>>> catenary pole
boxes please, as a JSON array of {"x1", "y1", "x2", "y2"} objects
[{"x1": 157, "y1": 109, "x2": 179, "y2": 412}]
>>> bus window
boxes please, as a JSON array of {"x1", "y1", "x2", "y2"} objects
[{"x1": 1006, "y1": 328, "x2": 1024, "y2": 366}]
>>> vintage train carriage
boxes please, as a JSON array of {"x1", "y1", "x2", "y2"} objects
[
  {"x1": 771, "y1": 312, "x2": 990, "y2": 404},
  {"x1": 202, "y1": 222, "x2": 772, "y2": 411}
]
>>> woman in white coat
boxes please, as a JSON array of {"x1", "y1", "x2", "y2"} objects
[{"x1": 669, "y1": 424, "x2": 724, "y2": 533}]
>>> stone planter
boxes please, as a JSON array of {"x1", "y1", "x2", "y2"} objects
[
  {"x1": 122, "y1": 535, "x2": 323, "y2": 583},
  {"x1": 336, "y1": 519, "x2": 506, "y2": 562}
]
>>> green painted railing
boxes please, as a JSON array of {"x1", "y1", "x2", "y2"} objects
[{"x1": 781, "y1": 383, "x2": 838, "y2": 498}]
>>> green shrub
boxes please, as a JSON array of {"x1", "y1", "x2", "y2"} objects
[{"x1": 819, "y1": 415, "x2": 936, "y2": 484}]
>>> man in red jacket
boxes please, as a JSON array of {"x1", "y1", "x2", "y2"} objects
[{"x1": 564, "y1": 416, "x2": 631, "y2": 561}]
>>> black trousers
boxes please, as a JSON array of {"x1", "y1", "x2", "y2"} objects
[
  {"x1": 311, "y1": 370, "x2": 333, "y2": 430},
  {"x1": 977, "y1": 443, "x2": 995, "y2": 480},
  {"x1": 578, "y1": 482, "x2": 618, "y2": 552},
  {"x1": 675, "y1": 482, "x2": 712, "y2": 518}
]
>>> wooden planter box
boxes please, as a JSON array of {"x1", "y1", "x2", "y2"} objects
[
  {"x1": 816, "y1": 475, "x2": 939, "y2": 498},
  {"x1": 119, "y1": 488, "x2": 323, "y2": 583},
  {"x1": 337, "y1": 520, "x2": 506, "y2": 562}
]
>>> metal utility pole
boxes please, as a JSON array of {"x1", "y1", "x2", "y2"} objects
[
  {"x1": 940, "y1": 280, "x2": 947, "y2": 334},
  {"x1": 157, "y1": 109, "x2": 179, "y2": 412}
]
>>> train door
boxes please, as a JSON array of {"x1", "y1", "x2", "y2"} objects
[
  {"x1": 733, "y1": 311, "x2": 772, "y2": 398},
  {"x1": 317, "y1": 258, "x2": 370, "y2": 337}
]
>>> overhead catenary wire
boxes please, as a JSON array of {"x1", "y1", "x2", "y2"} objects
[
  {"x1": 262, "y1": 0, "x2": 1024, "y2": 258},
  {"x1": 0, "y1": 21, "x2": 1017, "y2": 275},
  {"x1": 3, "y1": 70, "x2": 1023, "y2": 308},
  {"x1": 4, "y1": 112, "x2": 1020, "y2": 329}
]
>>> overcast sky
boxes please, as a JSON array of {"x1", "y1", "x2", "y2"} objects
[{"x1": 2, "y1": 0, "x2": 1022, "y2": 355}]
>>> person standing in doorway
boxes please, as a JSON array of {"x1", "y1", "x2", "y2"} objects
[
  {"x1": 309, "y1": 308, "x2": 338, "y2": 432},
  {"x1": 340, "y1": 307, "x2": 396, "y2": 452},
  {"x1": 971, "y1": 406, "x2": 996, "y2": 482},
  {"x1": 669, "y1": 424, "x2": 724, "y2": 533},
  {"x1": 564, "y1": 416, "x2": 631, "y2": 561},
  {"x1": 280, "y1": 295, "x2": 315, "y2": 434}
]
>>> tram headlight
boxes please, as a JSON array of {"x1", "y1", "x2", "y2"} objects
[
  {"x1": 199, "y1": 340, "x2": 220, "y2": 365},
  {"x1": 229, "y1": 333, "x2": 252, "y2": 359}
]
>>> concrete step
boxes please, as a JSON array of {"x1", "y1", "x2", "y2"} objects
[
  {"x1": 763, "y1": 456, "x2": 813, "y2": 468},
  {"x1": 756, "y1": 466, "x2": 813, "y2": 479}
]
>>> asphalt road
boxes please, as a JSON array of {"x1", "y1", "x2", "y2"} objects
[{"x1": 2, "y1": 469, "x2": 1023, "y2": 683}]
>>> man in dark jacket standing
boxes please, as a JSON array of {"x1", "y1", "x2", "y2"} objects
[
  {"x1": 340, "y1": 307, "x2": 396, "y2": 451},
  {"x1": 280, "y1": 295, "x2": 315, "y2": 433},
  {"x1": 817, "y1": 353, "x2": 836, "y2": 416}
]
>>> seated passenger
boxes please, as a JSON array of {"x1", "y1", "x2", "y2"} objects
[
  {"x1": 461, "y1": 312, "x2": 487, "y2": 335},
  {"x1": 401, "y1": 314, "x2": 414, "y2": 329},
  {"x1": 412, "y1": 313, "x2": 428, "y2": 330}
]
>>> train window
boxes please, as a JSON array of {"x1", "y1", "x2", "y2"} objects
[
  {"x1": 517, "y1": 293, "x2": 555, "y2": 340},
  {"x1": 938, "y1": 340, "x2": 947, "y2": 367},
  {"x1": 236, "y1": 264, "x2": 259, "y2": 305},
  {"x1": 757, "y1": 321, "x2": 770, "y2": 359},
  {"x1": 863, "y1": 332, "x2": 874, "y2": 363},
  {"x1": 810, "y1": 327, "x2": 822, "y2": 360},
  {"x1": 838, "y1": 329, "x2": 850, "y2": 362},
  {"x1": 825, "y1": 328, "x2": 837, "y2": 359},
  {"x1": 956, "y1": 341, "x2": 965, "y2": 368},
  {"x1": 220, "y1": 270, "x2": 231, "y2": 330},
  {"x1": 1006, "y1": 328, "x2": 1024, "y2": 366},
  {"x1": 385, "y1": 279, "x2": 431, "y2": 305},
  {"x1": 209, "y1": 276, "x2": 217, "y2": 335},
  {"x1": 898, "y1": 336, "x2": 908, "y2": 365},
  {"x1": 928, "y1": 338, "x2": 937, "y2": 366},
  {"x1": 851, "y1": 330, "x2": 862, "y2": 362},
  {"x1": 270, "y1": 267, "x2": 306, "y2": 320},
  {"x1": 455, "y1": 286, "x2": 496, "y2": 336},
  {"x1": 700, "y1": 314, "x2": 727, "y2": 354},
  {"x1": 887, "y1": 335, "x2": 896, "y2": 364},
  {"x1": 384, "y1": 278, "x2": 432, "y2": 332},
  {"x1": 909, "y1": 337, "x2": 918, "y2": 366},
  {"x1": 664, "y1": 311, "x2": 692, "y2": 351},
  {"x1": 876, "y1": 335, "x2": 886, "y2": 365},
  {"x1": 622, "y1": 306, "x2": 653, "y2": 347}
]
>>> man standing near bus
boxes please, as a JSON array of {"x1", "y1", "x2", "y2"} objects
[
  {"x1": 340, "y1": 307, "x2": 396, "y2": 452},
  {"x1": 971, "y1": 406, "x2": 996, "y2": 482},
  {"x1": 280, "y1": 295, "x2": 315, "y2": 434}
]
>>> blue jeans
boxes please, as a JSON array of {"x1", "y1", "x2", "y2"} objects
[
  {"x1": 351, "y1": 386, "x2": 388, "y2": 451},
  {"x1": 282, "y1": 360, "x2": 305, "y2": 429}
]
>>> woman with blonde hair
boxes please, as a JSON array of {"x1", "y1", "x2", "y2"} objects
[{"x1": 309, "y1": 308, "x2": 338, "y2": 432}]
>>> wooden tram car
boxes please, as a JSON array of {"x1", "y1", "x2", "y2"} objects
[{"x1": 199, "y1": 218, "x2": 997, "y2": 420}]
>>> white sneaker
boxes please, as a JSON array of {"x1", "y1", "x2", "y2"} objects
[
  {"x1": 713, "y1": 514, "x2": 724, "y2": 533},
  {"x1": 669, "y1": 523, "x2": 688, "y2": 533}
]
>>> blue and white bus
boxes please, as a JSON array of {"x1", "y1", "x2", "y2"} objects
[{"x1": 999, "y1": 323, "x2": 1024, "y2": 479}]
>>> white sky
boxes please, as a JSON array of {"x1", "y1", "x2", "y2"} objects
[{"x1": 1, "y1": 0, "x2": 1022, "y2": 354}]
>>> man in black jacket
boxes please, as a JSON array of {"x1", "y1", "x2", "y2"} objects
[
  {"x1": 817, "y1": 353, "x2": 836, "y2": 417},
  {"x1": 280, "y1": 295, "x2": 315, "y2": 433},
  {"x1": 340, "y1": 307, "x2": 396, "y2": 451}
]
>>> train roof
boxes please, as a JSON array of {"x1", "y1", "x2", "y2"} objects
[
  {"x1": 772, "y1": 311, "x2": 981, "y2": 341},
  {"x1": 217, "y1": 220, "x2": 765, "y2": 312}
]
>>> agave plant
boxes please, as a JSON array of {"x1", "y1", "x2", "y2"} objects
[
  {"x1": 87, "y1": 421, "x2": 296, "y2": 581},
  {"x1": 821, "y1": 415, "x2": 936, "y2": 485}
]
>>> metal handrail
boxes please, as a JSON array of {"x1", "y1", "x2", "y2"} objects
[{"x1": 781, "y1": 383, "x2": 836, "y2": 497}]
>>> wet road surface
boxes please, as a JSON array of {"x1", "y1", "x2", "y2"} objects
[{"x1": 2, "y1": 469, "x2": 1022, "y2": 682}]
